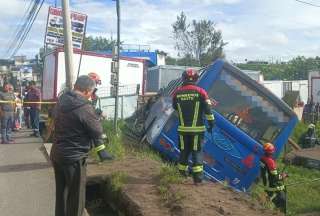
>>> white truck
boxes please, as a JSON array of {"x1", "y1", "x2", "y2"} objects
[
  {"x1": 42, "y1": 48, "x2": 147, "y2": 118},
  {"x1": 309, "y1": 71, "x2": 320, "y2": 103}
]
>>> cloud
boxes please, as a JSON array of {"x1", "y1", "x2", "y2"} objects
[{"x1": 1, "y1": 0, "x2": 320, "y2": 62}]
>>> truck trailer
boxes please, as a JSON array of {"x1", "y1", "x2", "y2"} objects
[{"x1": 42, "y1": 48, "x2": 147, "y2": 118}]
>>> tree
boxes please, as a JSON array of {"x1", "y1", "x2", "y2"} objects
[
  {"x1": 172, "y1": 12, "x2": 227, "y2": 66},
  {"x1": 237, "y1": 56, "x2": 320, "y2": 80},
  {"x1": 83, "y1": 36, "x2": 117, "y2": 51}
]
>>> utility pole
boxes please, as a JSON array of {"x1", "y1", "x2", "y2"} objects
[
  {"x1": 113, "y1": 0, "x2": 120, "y2": 132},
  {"x1": 61, "y1": 0, "x2": 74, "y2": 89}
]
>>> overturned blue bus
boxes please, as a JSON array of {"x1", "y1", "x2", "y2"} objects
[{"x1": 144, "y1": 59, "x2": 298, "y2": 191}]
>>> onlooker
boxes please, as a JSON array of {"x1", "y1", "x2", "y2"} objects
[
  {"x1": 23, "y1": 85, "x2": 31, "y2": 128},
  {"x1": 0, "y1": 83, "x2": 15, "y2": 144},
  {"x1": 14, "y1": 93, "x2": 23, "y2": 130},
  {"x1": 26, "y1": 81, "x2": 41, "y2": 137},
  {"x1": 50, "y1": 75, "x2": 110, "y2": 216}
]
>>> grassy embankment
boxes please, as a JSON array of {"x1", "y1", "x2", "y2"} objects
[
  {"x1": 101, "y1": 120, "x2": 320, "y2": 215},
  {"x1": 93, "y1": 120, "x2": 182, "y2": 202},
  {"x1": 252, "y1": 122, "x2": 320, "y2": 215}
]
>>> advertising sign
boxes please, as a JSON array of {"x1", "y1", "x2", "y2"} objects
[{"x1": 45, "y1": 7, "x2": 87, "y2": 49}]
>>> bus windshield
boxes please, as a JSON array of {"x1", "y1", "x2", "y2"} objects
[{"x1": 208, "y1": 69, "x2": 290, "y2": 144}]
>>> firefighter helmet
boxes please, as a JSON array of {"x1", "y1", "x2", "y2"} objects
[
  {"x1": 182, "y1": 68, "x2": 199, "y2": 83},
  {"x1": 88, "y1": 72, "x2": 101, "y2": 85},
  {"x1": 263, "y1": 142, "x2": 275, "y2": 154}
]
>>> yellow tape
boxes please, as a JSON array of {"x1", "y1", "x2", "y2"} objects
[{"x1": 0, "y1": 100, "x2": 56, "y2": 104}]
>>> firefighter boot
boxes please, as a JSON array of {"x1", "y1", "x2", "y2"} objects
[
  {"x1": 178, "y1": 164, "x2": 189, "y2": 178},
  {"x1": 192, "y1": 165, "x2": 203, "y2": 184}
]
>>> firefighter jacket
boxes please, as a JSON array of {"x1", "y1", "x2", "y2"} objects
[
  {"x1": 172, "y1": 84, "x2": 214, "y2": 134},
  {"x1": 260, "y1": 156, "x2": 285, "y2": 192}
]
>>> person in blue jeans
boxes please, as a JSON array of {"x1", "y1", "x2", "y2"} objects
[
  {"x1": 0, "y1": 84, "x2": 15, "y2": 144},
  {"x1": 26, "y1": 81, "x2": 41, "y2": 137}
]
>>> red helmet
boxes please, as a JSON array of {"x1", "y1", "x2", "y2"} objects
[
  {"x1": 263, "y1": 143, "x2": 275, "y2": 154},
  {"x1": 182, "y1": 68, "x2": 199, "y2": 83},
  {"x1": 88, "y1": 72, "x2": 101, "y2": 85}
]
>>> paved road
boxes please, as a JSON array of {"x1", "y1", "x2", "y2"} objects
[{"x1": 0, "y1": 130, "x2": 55, "y2": 216}]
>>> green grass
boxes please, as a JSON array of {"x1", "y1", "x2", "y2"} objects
[
  {"x1": 280, "y1": 163, "x2": 320, "y2": 215},
  {"x1": 102, "y1": 120, "x2": 126, "y2": 158},
  {"x1": 131, "y1": 146, "x2": 163, "y2": 162},
  {"x1": 251, "y1": 160, "x2": 320, "y2": 215},
  {"x1": 158, "y1": 164, "x2": 184, "y2": 203},
  {"x1": 109, "y1": 171, "x2": 128, "y2": 192}
]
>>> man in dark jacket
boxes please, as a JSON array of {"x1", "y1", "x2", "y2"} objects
[
  {"x1": 26, "y1": 81, "x2": 41, "y2": 137},
  {"x1": 50, "y1": 75, "x2": 109, "y2": 216}
]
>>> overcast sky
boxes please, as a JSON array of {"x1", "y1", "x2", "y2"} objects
[{"x1": 1, "y1": 0, "x2": 320, "y2": 62}]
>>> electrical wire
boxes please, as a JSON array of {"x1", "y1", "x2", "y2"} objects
[
  {"x1": 5, "y1": 0, "x2": 40, "y2": 57},
  {"x1": 7, "y1": 0, "x2": 35, "y2": 49},
  {"x1": 295, "y1": 0, "x2": 320, "y2": 7},
  {"x1": 7, "y1": 0, "x2": 45, "y2": 58},
  {"x1": 10, "y1": 0, "x2": 45, "y2": 58}
]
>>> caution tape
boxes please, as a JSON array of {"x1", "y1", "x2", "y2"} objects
[{"x1": 0, "y1": 100, "x2": 56, "y2": 104}]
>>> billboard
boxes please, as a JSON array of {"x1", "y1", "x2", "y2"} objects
[{"x1": 45, "y1": 7, "x2": 87, "y2": 49}]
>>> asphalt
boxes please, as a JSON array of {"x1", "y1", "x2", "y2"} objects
[{"x1": 0, "y1": 129, "x2": 55, "y2": 216}]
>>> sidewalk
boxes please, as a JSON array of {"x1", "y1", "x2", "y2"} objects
[{"x1": 0, "y1": 129, "x2": 54, "y2": 216}]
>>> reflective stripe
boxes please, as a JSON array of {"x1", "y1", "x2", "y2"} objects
[
  {"x1": 178, "y1": 164, "x2": 188, "y2": 171},
  {"x1": 205, "y1": 99, "x2": 212, "y2": 105},
  {"x1": 94, "y1": 144, "x2": 106, "y2": 152},
  {"x1": 276, "y1": 185, "x2": 285, "y2": 191},
  {"x1": 263, "y1": 185, "x2": 285, "y2": 192},
  {"x1": 270, "y1": 170, "x2": 278, "y2": 175},
  {"x1": 192, "y1": 101, "x2": 200, "y2": 127},
  {"x1": 179, "y1": 135, "x2": 185, "y2": 150},
  {"x1": 178, "y1": 126, "x2": 206, "y2": 132},
  {"x1": 205, "y1": 114, "x2": 214, "y2": 120},
  {"x1": 193, "y1": 135, "x2": 199, "y2": 151},
  {"x1": 177, "y1": 103, "x2": 184, "y2": 126},
  {"x1": 192, "y1": 165, "x2": 203, "y2": 173},
  {"x1": 270, "y1": 193, "x2": 277, "y2": 201}
]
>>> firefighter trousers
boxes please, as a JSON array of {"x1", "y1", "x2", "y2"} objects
[
  {"x1": 269, "y1": 190, "x2": 286, "y2": 213},
  {"x1": 178, "y1": 133, "x2": 204, "y2": 182}
]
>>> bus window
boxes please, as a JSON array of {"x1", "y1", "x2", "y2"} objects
[{"x1": 208, "y1": 70, "x2": 290, "y2": 144}]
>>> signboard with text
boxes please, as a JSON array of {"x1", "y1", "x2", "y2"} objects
[{"x1": 44, "y1": 7, "x2": 87, "y2": 49}]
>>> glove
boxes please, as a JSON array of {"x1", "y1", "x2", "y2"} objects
[
  {"x1": 97, "y1": 149, "x2": 114, "y2": 161},
  {"x1": 207, "y1": 121, "x2": 215, "y2": 133}
]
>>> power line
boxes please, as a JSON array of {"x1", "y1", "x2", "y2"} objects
[
  {"x1": 7, "y1": 0, "x2": 35, "y2": 48},
  {"x1": 295, "y1": 0, "x2": 320, "y2": 7},
  {"x1": 10, "y1": 0, "x2": 45, "y2": 58},
  {"x1": 5, "y1": 0, "x2": 40, "y2": 57}
]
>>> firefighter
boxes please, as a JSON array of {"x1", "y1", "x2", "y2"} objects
[
  {"x1": 299, "y1": 124, "x2": 319, "y2": 148},
  {"x1": 88, "y1": 72, "x2": 101, "y2": 106},
  {"x1": 260, "y1": 143, "x2": 287, "y2": 213},
  {"x1": 172, "y1": 68, "x2": 215, "y2": 184}
]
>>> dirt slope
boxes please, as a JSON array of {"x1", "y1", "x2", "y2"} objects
[{"x1": 87, "y1": 156, "x2": 281, "y2": 216}]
